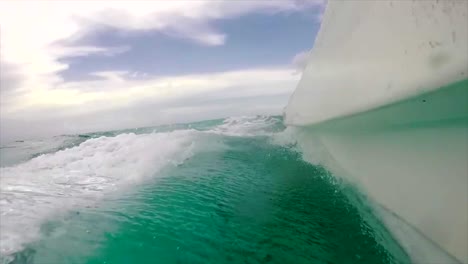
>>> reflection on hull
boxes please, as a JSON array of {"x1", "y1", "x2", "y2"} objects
[{"x1": 291, "y1": 80, "x2": 467, "y2": 263}]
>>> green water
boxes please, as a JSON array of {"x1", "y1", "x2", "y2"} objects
[{"x1": 2, "y1": 117, "x2": 409, "y2": 264}]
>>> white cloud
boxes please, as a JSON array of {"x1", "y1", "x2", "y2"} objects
[
  {"x1": 0, "y1": 0, "x2": 324, "y2": 141},
  {"x1": 292, "y1": 50, "x2": 311, "y2": 72},
  {"x1": 0, "y1": 0, "x2": 323, "y2": 78},
  {"x1": 51, "y1": 46, "x2": 131, "y2": 58},
  {"x1": 5, "y1": 67, "x2": 298, "y2": 115},
  {"x1": 1, "y1": 67, "x2": 299, "y2": 142},
  {"x1": 90, "y1": 71, "x2": 130, "y2": 82}
]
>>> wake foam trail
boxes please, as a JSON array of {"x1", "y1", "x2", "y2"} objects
[
  {"x1": 0, "y1": 130, "x2": 197, "y2": 257},
  {"x1": 0, "y1": 135, "x2": 86, "y2": 168},
  {"x1": 209, "y1": 115, "x2": 283, "y2": 137},
  {"x1": 0, "y1": 115, "x2": 281, "y2": 260}
]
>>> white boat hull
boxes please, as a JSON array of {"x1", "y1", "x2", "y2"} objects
[
  {"x1": 290, "y1": 80, "x2": 467, "y2": 263},
  {"x1": 285, "y1": 0, "x2": 468, "y2": 262}
]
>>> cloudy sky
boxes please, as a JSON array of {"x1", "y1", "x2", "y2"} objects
[{"x1": 0, "y1": 0, "x2": 324, "y2": 142}]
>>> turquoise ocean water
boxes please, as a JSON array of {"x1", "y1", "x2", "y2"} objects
[{"x1": 0, "y1": 116, "x2": 410, "y2": 264}]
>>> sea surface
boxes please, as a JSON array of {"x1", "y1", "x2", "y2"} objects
[{"x1": 0, "y1": 116, "x2": 410, "y2": 264}]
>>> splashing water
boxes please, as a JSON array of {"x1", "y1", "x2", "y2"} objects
[{"x1": 0, "y1": 116, "x2": 410, "y2": 264}]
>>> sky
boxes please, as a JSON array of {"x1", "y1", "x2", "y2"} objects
[{"x1": 0, "y1": 0, "x2": 324, "y2": 142}]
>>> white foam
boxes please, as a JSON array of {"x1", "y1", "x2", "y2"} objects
[
  {"x1": 0, "y1": 136, "x2": 82, "y2": 167},
  {"x1": 209, "y1": 115, "x2": 281, "y2": 137},
  {"x1": 0, "y1": 130, "x2": 197, "y2": 256}
]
